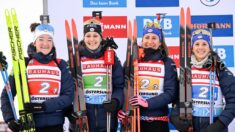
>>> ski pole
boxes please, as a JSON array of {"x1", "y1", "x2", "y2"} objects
[
  {"x1": 0, "y1": 52, "x2": 17, "y2": 120},
  {"x1": 208, "y1": 22, "x2": 216, "y2": 124},
  {"x1": 116, "y1": 119, "x2": 121, "y2": 132},
  {"x1": 104, "y1": 46, "x2": 114, "y2": 132},
  {"x1": 209, "y1": 69, "x2": 214, "y2": 124},
  {"x1": 209, "y1": 53, "x2": 217, "y2": 125},
  {"x1": 0, "y1": 66, "x2": 17, "y2": 120},
  {"x1": 131, "y1": 19, "x2": 140, "y2": 132}
]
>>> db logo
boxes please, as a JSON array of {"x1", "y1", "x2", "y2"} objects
[{"x1": 200, "y1": 0, "x2": 220, "y2": 7}]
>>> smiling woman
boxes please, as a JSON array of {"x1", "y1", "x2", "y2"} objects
[
  {"x1": 67, "y1": 16, "x2": 124, "y2": 132},
  {"x1": 83, "y1": 19, "x2": 103, "y2": 51},
  {"x1": 1, "y1": 22, "x2": 74, "y2": 132},
  {"x1": 191, "y1": 29, "x2": 211, "y2": 62},
  {"x1": 0, "y1": 0, "x2": 43, "y2": 123},
  {"x1": 33, "y1": 24, "x2": 55, "y2": 55},
  {"x1": 171, "y1": 28, "x2": 235, "y2": 132}
]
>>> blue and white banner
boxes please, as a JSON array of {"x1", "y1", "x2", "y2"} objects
[
  {"x1": 136, "y1": 0, "x2": 179, "y2": 7},
  {"x1": 213, "y1": 45, "x2": 234, "y2": 67},
  {"x1": 83, "y1": 0, "x2": 127, "y2": 7},
  {"x1": 192, "y1": 15, "x2": 233, "y2": 37},
  {"x1": 136, "y1": 16, "x2": 179, "y2": 38}
]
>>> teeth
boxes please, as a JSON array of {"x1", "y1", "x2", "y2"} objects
[
  {"x1": 88, "y1": 43, "x2": 96, "y2": 45},
  {"x1": 197, "y1": 51, "x2": 205, "y2": 53}
]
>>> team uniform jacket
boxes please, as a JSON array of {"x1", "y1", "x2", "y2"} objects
[
  {"x1": 138, "y1": 50, "x2": 178, "y2": 119},
  {"x1": 192, "y1": 66, "x2": 235, "y2": 127},
  {"x1": 1, "y1": 52, "x2": 74, "y2": 128},
  {"x1": 79, "y1": 44, "x2": 124, "y2": 132}
]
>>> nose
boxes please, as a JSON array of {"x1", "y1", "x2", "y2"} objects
[
  {"x1": 88, "y1": 37, "x2": 95, "y2": 42},
  {"x1": 41, "y1": 40, "x2": 47, "y2": 45},
  {"x1": 147, "y1": 39, "x2": 153, "y2": 44},
  {"x1": 198, "y1": 44, "x2": 207, "y2": 49},
  {"x1": 147, "y1": 39, "x2": 156, "y2": 47}
]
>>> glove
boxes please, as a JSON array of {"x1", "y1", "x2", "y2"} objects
[
  {"x1": 170, "y1": 115, "x2": 192, "y2": 132},
  {"x1": 129, "y1": 96, "x2": 148, "y2": 108},
  {"x1": 103, "y1": 37, "x2": 118, "y2": 50},
  {"x1": 8, "y1": 120, "x2": 21, "y2": 132},
  {"x1": 206, "y1": 119, "x2": 226, "y2": 132},
  {"x1": 117, "y1": 110, "x2": 126, "y2": 122},
  {"x1": 0, "y1": 51, "x2": 7, "y2": 71},
  {"x1": 24, "y1": 103, "x2": 45, "y2": 113},
  {"x1": 103, "y1": 98, "x2": 119, "y2": 112}
]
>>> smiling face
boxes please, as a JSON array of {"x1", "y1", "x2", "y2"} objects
[
  {"x1": 84, "y1": 32, "x2": 102, "y2": 50},
  {"x1": 192, "y1": 39, "x2": 211, "y2": 61},
  {"x1": 34, "y1": 34, "x2": 53, "y2": 55},
  {"x1": 142, "y1": 33, "x2": 161, "y2": 49}
]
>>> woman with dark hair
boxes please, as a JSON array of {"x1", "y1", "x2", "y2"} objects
[
  {"x1": 118, "y1": 22, "x2": 178, "y2": 132},
  {"x1": 1, "y1": 23, "x2": 74, "y2": 132},
  {"x1": 171, "y1": 29, "x2": 235, "y2": 132}
]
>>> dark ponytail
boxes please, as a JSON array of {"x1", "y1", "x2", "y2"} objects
[{"x1": 30, "y1": 23, "x2": 40, "y2": 32}]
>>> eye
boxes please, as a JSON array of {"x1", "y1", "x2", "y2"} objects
[
  {"x1": 93, "y1": 34, "x2": 99, "y2": 38},
  {"x1": 144, "y1": 36, "x2": 150, "y2": 39},
  {"x1": 38, "y1": 38, "x2": 44, "y2": 41},
  {"x1": 152, "y1": 36, "x2": 157, "y2": 40},
  {"x1": 194, "y1": 42, "x2": 199, "y2": 46},
  {"x1": 85, "y1": 34, "x2": 91, "y2": 38},
  {"x1": 202, "y1": 42, "x2": 208, "y2": 46}
]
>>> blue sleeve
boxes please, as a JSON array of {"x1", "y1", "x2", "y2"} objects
[
  {"x1": 1, "y1": 73, "x2": 17, "y2": 122},
  {"x1": 111, "y1": 55, "x2": 124, "y2": 109},
  {"x1": 218, "y1": 67, "x2": 235, "y2": 127},
  {"x1": 147, "y1": 58, "x2": 178, "y2": 110},
  {"x1": 43, "y1": 59, "x2": 74, "y2": 113}
]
